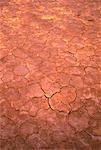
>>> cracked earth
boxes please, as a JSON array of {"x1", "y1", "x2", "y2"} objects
[{"x1": 0, "y1": 0, "x2": 101, "y2": 149}]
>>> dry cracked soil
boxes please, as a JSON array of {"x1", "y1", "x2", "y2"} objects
[{"x1": 0, "y1": 0, "x2": 101, "y2": 150}]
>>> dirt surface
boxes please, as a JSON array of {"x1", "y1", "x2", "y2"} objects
[{"x1": 0, "y1": 0, "x2": 101, "y2": 149}]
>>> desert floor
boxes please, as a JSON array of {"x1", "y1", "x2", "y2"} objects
[{"x1": 0, "y1": 0, "x2": 101, "y2": 149}]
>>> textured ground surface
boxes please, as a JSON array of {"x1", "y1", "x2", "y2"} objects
[{"x1": 0, "y1": 0, "x2": 101, "y2": 149}]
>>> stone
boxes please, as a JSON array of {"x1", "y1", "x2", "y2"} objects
[
  {"x1": 14, "y1": 65, "x2": 29, "y2": 76},
  {"x1": 41, "y1": 77, "x2": 60, "y2": 97},
  {"x1": 26, "y1": 83, "x2": 44, "y2": 98}
]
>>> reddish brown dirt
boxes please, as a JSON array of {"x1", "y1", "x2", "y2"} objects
[{"x1": 0, "y1": 0, "x2": 101, "y2": 149}]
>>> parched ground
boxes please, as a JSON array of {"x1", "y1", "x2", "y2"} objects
[{"x1": 0, "y1": 0, "x2": 101, "y2": 149}]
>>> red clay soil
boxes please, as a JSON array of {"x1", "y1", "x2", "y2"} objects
[{"x1": 0, "y1": 0, "x2": 101, "y2": 149}]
